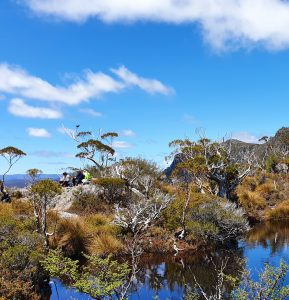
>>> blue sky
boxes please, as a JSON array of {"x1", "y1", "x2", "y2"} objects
[{"x1": 1, "y1": 0, "x2": 289, "y2": 174}]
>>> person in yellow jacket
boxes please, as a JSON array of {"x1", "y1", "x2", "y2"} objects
[{"x1": 82, "y1": 170, "x2": 92, "y2": 184}]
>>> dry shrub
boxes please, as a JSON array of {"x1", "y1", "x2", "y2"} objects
[
  {"x1": 266, "y1": 200, "x2": 289, "y2": 220},
  {"x1": 255, "y1": 181, "x2": 276, "y2": 199},
  {"x1": 53, "y1": 218, "x2": 89, "y2": 257},
  {"x1": 11, "y1": 200, "x2": 33, "y2": 216},
  {"x1": 69, "y1": 187, "x2": 110, "y2": 215},
  {"x1": 238, "y1": 191, "x2": 266, "y2": 212},
  {"x1": 0, "y1": 203, "x2": 13, "y2": 218},
  {"x1": 241, "y1": 176, "x2": 259, "y2": 192},
  {"x1": 83, "y1": 214, "x2": 120, "y2": 235},
  {"x1": 89, "y1": 233, "x2": 124, "y2": 256}
]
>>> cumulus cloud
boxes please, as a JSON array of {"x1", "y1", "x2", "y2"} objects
[
  {"x1": 122, "y1": 129, "x2": 136, "y2": 137},
  {"x1": 0, "y1": 63, "x2": 172, "y2": 107},
  {"x1": 8, "y1": 98, "x2": 62, "y2": 119},
  {"x1": 112, "y1": 66, "x2": 174, "y2": 95},
  {"x1": 27, "y1": 128, "x2": 51, "y2": 138},
  {"x1": 23, "y1": 0, "x2": 289, "y2": 51},
  {"x1": 231, "y1": 131, "x2": 261, "y2": 144},
  {"x1": 79, "y1": 108, "x2": 102, "y2": 117}
]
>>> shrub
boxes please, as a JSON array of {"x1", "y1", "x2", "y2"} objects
[
  {"x1": 42, "y1": 250, "x2": 130, "y2": 299},
  {"x1": 93, "y1": 177, "x2": 126, "y2": 204},
  {"x1": 232, "y1": 260, "x2": 289, "y2": 300},
  {"x1": 89, "y1": 233, "x2": 124, "y2": 256},
  {"x1": 83, "y1": 214, "x2": 120, "y2": 235},
  {"x1": 0, "y1": 206, "x2": 48, "y2": 299},
  {"x1": 238, "y1": 190, "x2": 266, "y2": 213},
  {"x1": 266, "y1": 200, "x2": 289, "y2": 220},
  {"x1": 53, "y1": 218, "x2": 89, "y2": 257},
  {"x1": 188, "y1": 199, "x2": 249, "y2": 243},
  {"x1": 11, "y1": 199, "x2": 33, "y2": 216},
  {"x1": 162, "y1": 190, "x2": 212, "y2": 232},
  {"x1": 70, "y1": 186, "x2": 109, "y2": 214}
]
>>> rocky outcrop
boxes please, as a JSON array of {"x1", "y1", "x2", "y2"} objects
[{"x1": 49, "y1": 184, "x2": 101, "y2": 211}]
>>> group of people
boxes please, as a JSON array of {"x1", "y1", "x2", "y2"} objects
[{"x1": 59, "y1": 169, "x2": 92, "y2": 187}]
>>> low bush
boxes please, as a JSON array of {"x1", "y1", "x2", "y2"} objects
[
  {"x1": 70, "y1": 186, "x2": 110, "y2": 214},
  {"x1": 266, "y1": 200, "x2": 289, "y2": 220},
  {"x1": 89, "y1": 233, "x2": 124, "y2": 256},
  {"x1": 187, "y1": 199, "x2": 249, "y2": 243},
  {"x1": 0, "y1": 204, "x2": 48, "y2": 299},
  {"x1": 52, "y1": 218, "x2": 89, "y2": 258}
]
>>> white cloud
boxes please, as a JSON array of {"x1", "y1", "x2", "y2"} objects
[
  {"x1": 122, "y1": 129, "x2": 136, "y2": 137},
  {"x1": 27, "y1": 127, "x2": 51, "y2": 138},
  {"x1": 8, "y1": 98, "x2": 62, "y2": 119},
  {"x1": 112, "y1": 66, "x2": 174, "y2": 95},
  {"x1": 80, "y1": 108, "x2": 102, "y2": 117},
  {"x1": 231, "y1": 131, "x2": 260, "y2": 144},
  {"x1": 0, "y1": 63, "x2": 172, "y2": 106},
  {"x1": 24, "y1": 0, "x2": 289, "y2": 51},
  {"x1": 112, "y1": 141, "x2": 134, "y2": 149}
]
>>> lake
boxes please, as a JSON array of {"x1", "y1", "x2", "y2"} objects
[{"x1": 49, "y1": 220, "x2": 289, "y2": 300}]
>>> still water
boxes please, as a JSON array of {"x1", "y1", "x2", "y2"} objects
[{"x1": 49, "y1": 221, "x2": 289, "y2": 300}]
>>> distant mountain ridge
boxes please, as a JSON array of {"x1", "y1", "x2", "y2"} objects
[{"x1": 4, "y1": 174, "x2": 59, "y2": 188}]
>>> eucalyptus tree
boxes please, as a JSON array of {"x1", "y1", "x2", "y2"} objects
[
  {"x1": 26, "y1": 168, "x2": 43, "y2": 185},
  {"x1": 30, "y1": 179, "x2": 62, "y2": 250},
  {"x1": 61, "y1": 125, "x2": 118, "y2": 170},
  {"x1": 0, "y1": 146, "x2": 26, "y2": 183},
  {"x1": 169, "y1": 137, "x2": 256, "y2": 201}
]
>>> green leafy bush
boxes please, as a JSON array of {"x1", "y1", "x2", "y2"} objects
[{"x1": 42, "y1": 250, "x2": 130, "y2": 298}]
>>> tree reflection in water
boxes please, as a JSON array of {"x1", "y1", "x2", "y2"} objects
[
  {"x1": 133, "y1": 245, "x2": 245, "y2": 299},
  {"x1": 246, "y1": 220, "x2": 289, "y2": 255}
]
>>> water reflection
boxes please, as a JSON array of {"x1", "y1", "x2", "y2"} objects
[
  {"x1": 133, "y1": 246, "x2": 245, "y2": 300},
  {"x1": 50, "y1": 221, "x2": 289, "y2": 299},
  {"x1": 246, "y1": 220, "x2": 289, "y2": 254}
]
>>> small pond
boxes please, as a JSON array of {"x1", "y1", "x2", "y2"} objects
[{"x1": 49, "y1": 220, "x2": 289, "y2": 300}]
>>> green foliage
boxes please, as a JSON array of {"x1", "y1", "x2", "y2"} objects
[
  {"x1": 169, "y1": 137, "x2": 254, "y2": 200},
  {"x1": 0, "y1": 146, "x2": 26, "y2": 156},
  {"x1": 30, "y1": 179, "x2": 62, "y2": 199},
  {"x1": 162, "y1": 189, "x2": 209, "y2": 231},
  {"x1": 42, "y1": 250, "x2": 130, "y2": 298},
  {"x1": 0, "y1": 203, "x2": 46, "y2": 299},
  {"x1": 26, "y1": 168, "x2": 43, "y2": 184},
  {"x1": 75, "y1": 129, "x2": 118, "y2": 169},
  {"x1": 0, "y1": 146, "x2": 26, "y2": 183},
  {"x1": 93, "y1": 177, "x2": 126, "y2": 203},
  {"x1": 232, "y1": 260, "x2": 289, "y2": 300},
  {"x1": 266, "y1": 155, "x2": 279, "y2": 173},
  {"x1": 188, "y1": 199, "x2": 249, "y2": 242}
]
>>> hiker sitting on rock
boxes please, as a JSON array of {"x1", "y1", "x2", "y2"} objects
[
  {"x1": 59, "y1": 172, "x2": 70, "y2": 187},
  {"x1": 74, "y1": 170, "x2": 85, "y2": 186},
  {"x1": 82, "y1": 170, "x2": 92, "y2": 184}
]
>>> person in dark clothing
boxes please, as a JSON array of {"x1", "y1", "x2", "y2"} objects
[
  {"x1": 75, "y1": 170, "x2": 85, "y2": 186},
  {"x1": 0, "y1": 180, "x2": 11, "y2": 203}
]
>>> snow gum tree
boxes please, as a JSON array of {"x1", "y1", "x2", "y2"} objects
[
  {"x1": 30, "y1": 179, "x2": 62, "y2": 250},
  {"x1": 169, "y1": 137, "x2": 256, "y2": 201}
]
